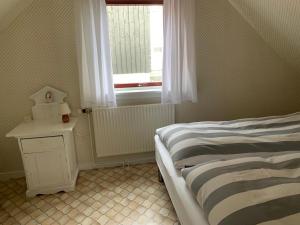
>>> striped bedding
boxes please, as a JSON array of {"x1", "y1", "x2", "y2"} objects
[
  {"x1": 182, "y1": 152, "x2": 300, "y2": 225},
  {"x1": 156, "y1": 112, "x2": 300, "y2": 169}
]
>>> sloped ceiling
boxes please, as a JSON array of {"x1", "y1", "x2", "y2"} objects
[
  {"x1": 0, "y1": 0, "x2": 33, "y2": 31},
  {"x1": 228, "y1": 0, "x2": 300, "y2": 72},
  {"x1": 1, "y1": 0, "x2": 300, "y2": 72},
  {"x1": 0, "y1": 0, "x2": 20, "y2": 18}
]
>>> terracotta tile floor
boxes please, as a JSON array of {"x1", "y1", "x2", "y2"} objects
[{"x1": 0, "y1": 164, "x2": 179, "y2": 225}]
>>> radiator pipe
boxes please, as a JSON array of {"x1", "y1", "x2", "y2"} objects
[
  {"x1": 87, "y1": 109, "x2": 96, "y2": 167},
  {"x1": 81, "y1": 108, "x2": 92, "y2": 114}
]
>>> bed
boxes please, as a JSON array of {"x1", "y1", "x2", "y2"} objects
[
  {"x1": 155, "y1": 135, "x2": 209, "y2": 225},
  {"x1": 155, "y1": 112, "x2": 300, "y2": 225}
]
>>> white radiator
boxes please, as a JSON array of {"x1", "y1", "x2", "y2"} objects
[{"x1": 92, "y1": 104, "x2": 175, "y2": 157}]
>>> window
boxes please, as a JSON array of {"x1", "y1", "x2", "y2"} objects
[{"x1": 106, "y1": 1, "x2": 163, "y2": 92}]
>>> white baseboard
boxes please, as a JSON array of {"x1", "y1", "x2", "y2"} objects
[
  {"x1": 78, "y1": 162, "x2": 95, "y2": 171},
  {"x1": 93, "y1": 154, "x2": 155, "y2": 169},
  {"x1": 79, "y1": 153, "x2": 155, "y2": 170},
  {"x1": 0, "y1": 170, "x2": 25, "y2": 181},
  {"x1": 1, "y1": 154, "x2": 155, "y2": 180}
]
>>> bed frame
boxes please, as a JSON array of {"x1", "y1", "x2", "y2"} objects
[{"x1": 155, "y1": 135, "x2": 209, "y2": 225}]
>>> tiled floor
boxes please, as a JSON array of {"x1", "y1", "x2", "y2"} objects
[{"x1": 0, "y1": 164, "x2": 179, "y2": 225}]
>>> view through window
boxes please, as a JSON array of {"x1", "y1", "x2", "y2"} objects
[{"x1": 107, "y1": 5, "x2": 163, "y2": 91}]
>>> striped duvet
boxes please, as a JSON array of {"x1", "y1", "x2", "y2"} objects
[
  {"x1": 182, "y1": 152, "x2": 300, "y2": 225},
  {"x1": 156, "y1": 112, "x2": 300, "y2": 169}
]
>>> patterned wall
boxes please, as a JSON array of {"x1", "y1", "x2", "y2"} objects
[
  {"x1": 0, "y1": 0, "x2": 88, "y2": 172},
  {"x1": 0, "y1": 0, "x2": 300, "y2": 174},
  {"x1": 228, "y1": 0, "x2": 300, "y2": 72}
]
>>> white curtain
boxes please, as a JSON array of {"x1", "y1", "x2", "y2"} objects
[
  {"x1": 75, "y1": 0, "x2": 116, "y2": 108},
  {"x1": 162, "y1": 0, "x2": 198, "y2": 104}
]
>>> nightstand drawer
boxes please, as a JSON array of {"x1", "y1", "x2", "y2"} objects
[{"x1": 21, "y1": 136, "x2": 64, "y2": 154}]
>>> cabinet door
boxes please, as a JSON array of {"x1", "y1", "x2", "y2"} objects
[{"x1": 23, "y1": 151, "x2": 67, "y2": 189}]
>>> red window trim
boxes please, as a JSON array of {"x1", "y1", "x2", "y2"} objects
[
  {"x1": 114, "y1": 82, "x2": 162, "y2": 89},
  {"x1": 106, "y1": 0, "x2": 163, "y2": 5}
]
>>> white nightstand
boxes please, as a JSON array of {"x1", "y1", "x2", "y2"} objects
[
  {"x1": 6, "y1": 86, "x2": 79, "y2": 197},
  {"x1": 6, "y1": 118, "x2": 79, "y2": 198}
]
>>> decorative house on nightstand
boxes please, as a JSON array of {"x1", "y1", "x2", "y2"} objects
[{"x1": 6, "y1": 86, "x2": 78, "y2": 198}]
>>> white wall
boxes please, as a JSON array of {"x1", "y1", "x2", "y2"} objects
[
  {"x1": 176, "y1": 0, "x2": 300, "y2": 123},
  {"x1": 0, "y1": 0, "x2": 34, "y2": 31},
  {"x1": 0, "y1": 0, "x2": 299, "y2": 176},
  {"x1": 0, "y1": 0, "x2": 94, "y2": 174},
  {"x1": 228, "y1": 0, "x2": 300, "y2": 72}
]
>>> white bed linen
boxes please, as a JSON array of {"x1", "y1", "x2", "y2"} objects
[{"x1": 155, "y1": 135, "x2": 209, "y2": 225}]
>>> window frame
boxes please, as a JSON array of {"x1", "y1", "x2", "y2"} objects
[
  {"x1": 107, "y1": 0, "x2": 163, "y2": 90},
  {"x1": 114, "y1": 82, "x2": 162, "y2": 89},
  {"x1": 106, "y1": 0, "x2": 163, "y2": 5}
]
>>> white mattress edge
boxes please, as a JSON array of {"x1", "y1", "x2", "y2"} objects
[{"x1": 155, "y1": 135, "x2": 208, "y2": 225}]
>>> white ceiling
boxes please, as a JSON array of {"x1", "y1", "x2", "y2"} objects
[
  {"x1": 228, "y1": 0, "x2": 300, "y2": 72},
  {"x1": 0, "y1": 0, "x2": 33, "y2": 31},
  {"x1": 0, "y1": 0, "x2": 21, "y2": 21}
]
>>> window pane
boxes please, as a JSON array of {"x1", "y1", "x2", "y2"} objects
[{"x1": 107, "y1": 5, "x2": 163, "y2": 87}]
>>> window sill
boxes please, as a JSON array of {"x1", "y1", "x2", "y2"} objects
[
  {"x1": 115, "y1": 86, "x2": 162, "y2": 105},
  {"x1": 116, "y1": 88, "x2": 161, "y2": 100}
]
